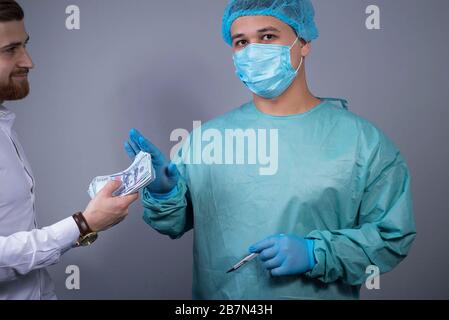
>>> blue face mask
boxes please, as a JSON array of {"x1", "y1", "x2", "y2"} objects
[{"x1": 233, "y1": 38, "x2": 303, "y2": 99}]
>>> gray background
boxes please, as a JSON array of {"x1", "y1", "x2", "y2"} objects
[{"x1": 6, "y1": 0, "x2": 448, "y2": 299}]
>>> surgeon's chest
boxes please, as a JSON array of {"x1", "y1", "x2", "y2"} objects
[{"x1": 189, "y1": 140, "x2": 359, "y2": 212}]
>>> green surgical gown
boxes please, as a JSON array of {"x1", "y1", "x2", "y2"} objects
[{"x1": 141, "y1": 98, "x2": 416, "y2": 299}]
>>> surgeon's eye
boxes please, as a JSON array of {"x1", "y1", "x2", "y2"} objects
[
  {"x1": 261, "y1": 34, "x2": 277, "y2": 42},
  {"x1": 234, "y1": 39, "x2": 248, "y2": 48}
]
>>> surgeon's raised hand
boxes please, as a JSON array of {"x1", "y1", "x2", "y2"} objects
[
  {"x1": 124, "y1": 128, "x2": 179, "y2": 195},
  {"x1": 249, "y1": 234, "x2": 316, "y2": 277}
]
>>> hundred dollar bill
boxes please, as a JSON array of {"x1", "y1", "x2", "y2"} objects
[{"x1": 88, "y1": 151, "x2": 155, "y2": 198}]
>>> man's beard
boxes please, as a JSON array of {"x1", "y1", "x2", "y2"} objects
[{"x1": 0, "y1": 70, "x2": 30, "y2": 101}]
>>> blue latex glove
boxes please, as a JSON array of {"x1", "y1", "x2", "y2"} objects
[
  {"x1": 249, "y1": 234, "x2": 316, "y2": 277},
  {"x1": 124, "y1": 128, "x2": 179, "y2": 196}
]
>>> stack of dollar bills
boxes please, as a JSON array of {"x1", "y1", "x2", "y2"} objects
[{"x1": 88, "y1": 151, "x2": 155, "y2": 198}]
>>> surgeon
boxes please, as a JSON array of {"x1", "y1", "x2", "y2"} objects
[{"x1": 125, "y1": 0, "x2": 416, "y2": 299}]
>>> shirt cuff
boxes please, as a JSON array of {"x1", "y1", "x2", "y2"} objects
[
  {"x1": 47, "y1": 217, "x2": 80, "y2": 250},
  {"x1": 305, "y1": 239, "x2": 317, "y2": 271}
]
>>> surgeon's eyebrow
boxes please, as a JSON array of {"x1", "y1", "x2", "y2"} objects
[
  {"x1": 1, "y1": 35, "x2": 30, "y2": 50},
  {"x1": 256, "y1": 26, "x2": 281, "y2": 34},
  {"x1": 232, "y1": 26, "x2": 281, "y2": 42},
  {"x1": 231, "y1": 33, "x2": 245, "y2": 42}
]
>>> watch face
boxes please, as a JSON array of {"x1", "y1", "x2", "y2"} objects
[{"x1": 78, "y1": 232, "x2": 98, "y2": 246}]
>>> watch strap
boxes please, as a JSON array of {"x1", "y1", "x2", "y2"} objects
[{"x1": 72, "y1": 212, "x2": 93, "y2": 236}]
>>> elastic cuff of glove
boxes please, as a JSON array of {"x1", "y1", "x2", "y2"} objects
[
  {"x1": 305, "y1": 239, "x2": 317, "y2": 271},
  {"x1": 150, "y1": 185, "x2": 179, "y2": 201}
]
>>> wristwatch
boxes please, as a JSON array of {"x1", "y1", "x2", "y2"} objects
[{"x1": 72, "y1": 212, "x2": 98, "y2": 247}]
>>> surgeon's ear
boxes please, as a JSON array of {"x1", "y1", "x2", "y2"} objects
[{"x1": 300, "y1": 41, "x2": 312, "y2": 57}]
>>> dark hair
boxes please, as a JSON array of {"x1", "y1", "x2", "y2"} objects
[{"x1": 0, "y1": 0, "x2": 24, "y2": 22}]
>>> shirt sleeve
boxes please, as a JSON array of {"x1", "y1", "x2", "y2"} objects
[
  {"x1": 305, "y1": 132, "x2": 417, "y2": 285},
  {"x1": 142, "y1": 179, "x2": 194, "y2": 239},
  {"x1": 0, "y1": 217, "x2": 80, "y2": 283}
]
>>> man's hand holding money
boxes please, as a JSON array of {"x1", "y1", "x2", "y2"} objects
[{"x1": 83, "y1": 180, "x2": 138, "y2": 232}]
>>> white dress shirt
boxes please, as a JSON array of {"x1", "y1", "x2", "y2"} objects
[{"x1": 0, "y1": 105, "x2": 80, "y2": 300}]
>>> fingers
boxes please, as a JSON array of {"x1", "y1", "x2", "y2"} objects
[
  {"x1": 99, "y1": 180, "x2": 122, "y2": 197},
  {"x1": 120, "y1": 192, "x2": 139, "y2": 206},
  {"x1": 270, "y1": 265, "x2": 289, "y2": 277},
  {"x1": 129, "y1": 128, "x2": 143, "y2": 146},
  {"x1": 138, "y1": 137, "x2": 164, "y2": 164},
  {"x1": 262, "y1": 256, "x2": 283, "y2": 271},
  {"x1": 111, "y1": 194, "x2": 138, "y2": 214},
  {"x1": 259, "y1": 246, "x2": 278, "y2": 262},
  {"x1": 129, "y1": 129, "x2": 150, "y2": 152},
  {"x1": 249, "y1": 236, "x2": 276, "y2": 253},
  {"x1": 128, "y1": 129, "x2": 144, "y2": 153},
  {"x1": 124, "y1": 141, "x2": 137, "y2": 159},
  {"x1": 129, "y1": 128, "x2": 165, "y2": 164},
  {"x1": 128, "y1": 129, "x2": 142, "y2": 154}
]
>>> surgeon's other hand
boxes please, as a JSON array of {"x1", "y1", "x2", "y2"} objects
[
  {"x1": 83, "y1": 180, "x2": 138, "y2": 232},
  {"x1": 124, "y1": 128, "x2": 179, "y2": 195},
  {"x1": 249, "y1": 234, "x2": 316, "y2": 277}
]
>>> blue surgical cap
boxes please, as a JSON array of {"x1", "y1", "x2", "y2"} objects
[{"x1": 222, "y1": 0, "x2": 319, "y2": 46}]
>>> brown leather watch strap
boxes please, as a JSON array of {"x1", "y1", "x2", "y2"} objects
[{"x1": 72, "y1": 212, "x2": 93, "y2": 236}]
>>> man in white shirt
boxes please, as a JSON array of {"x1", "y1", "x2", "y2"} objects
[{"x1": 0, "y1": 0, "x2": 139, "y2": 299}]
